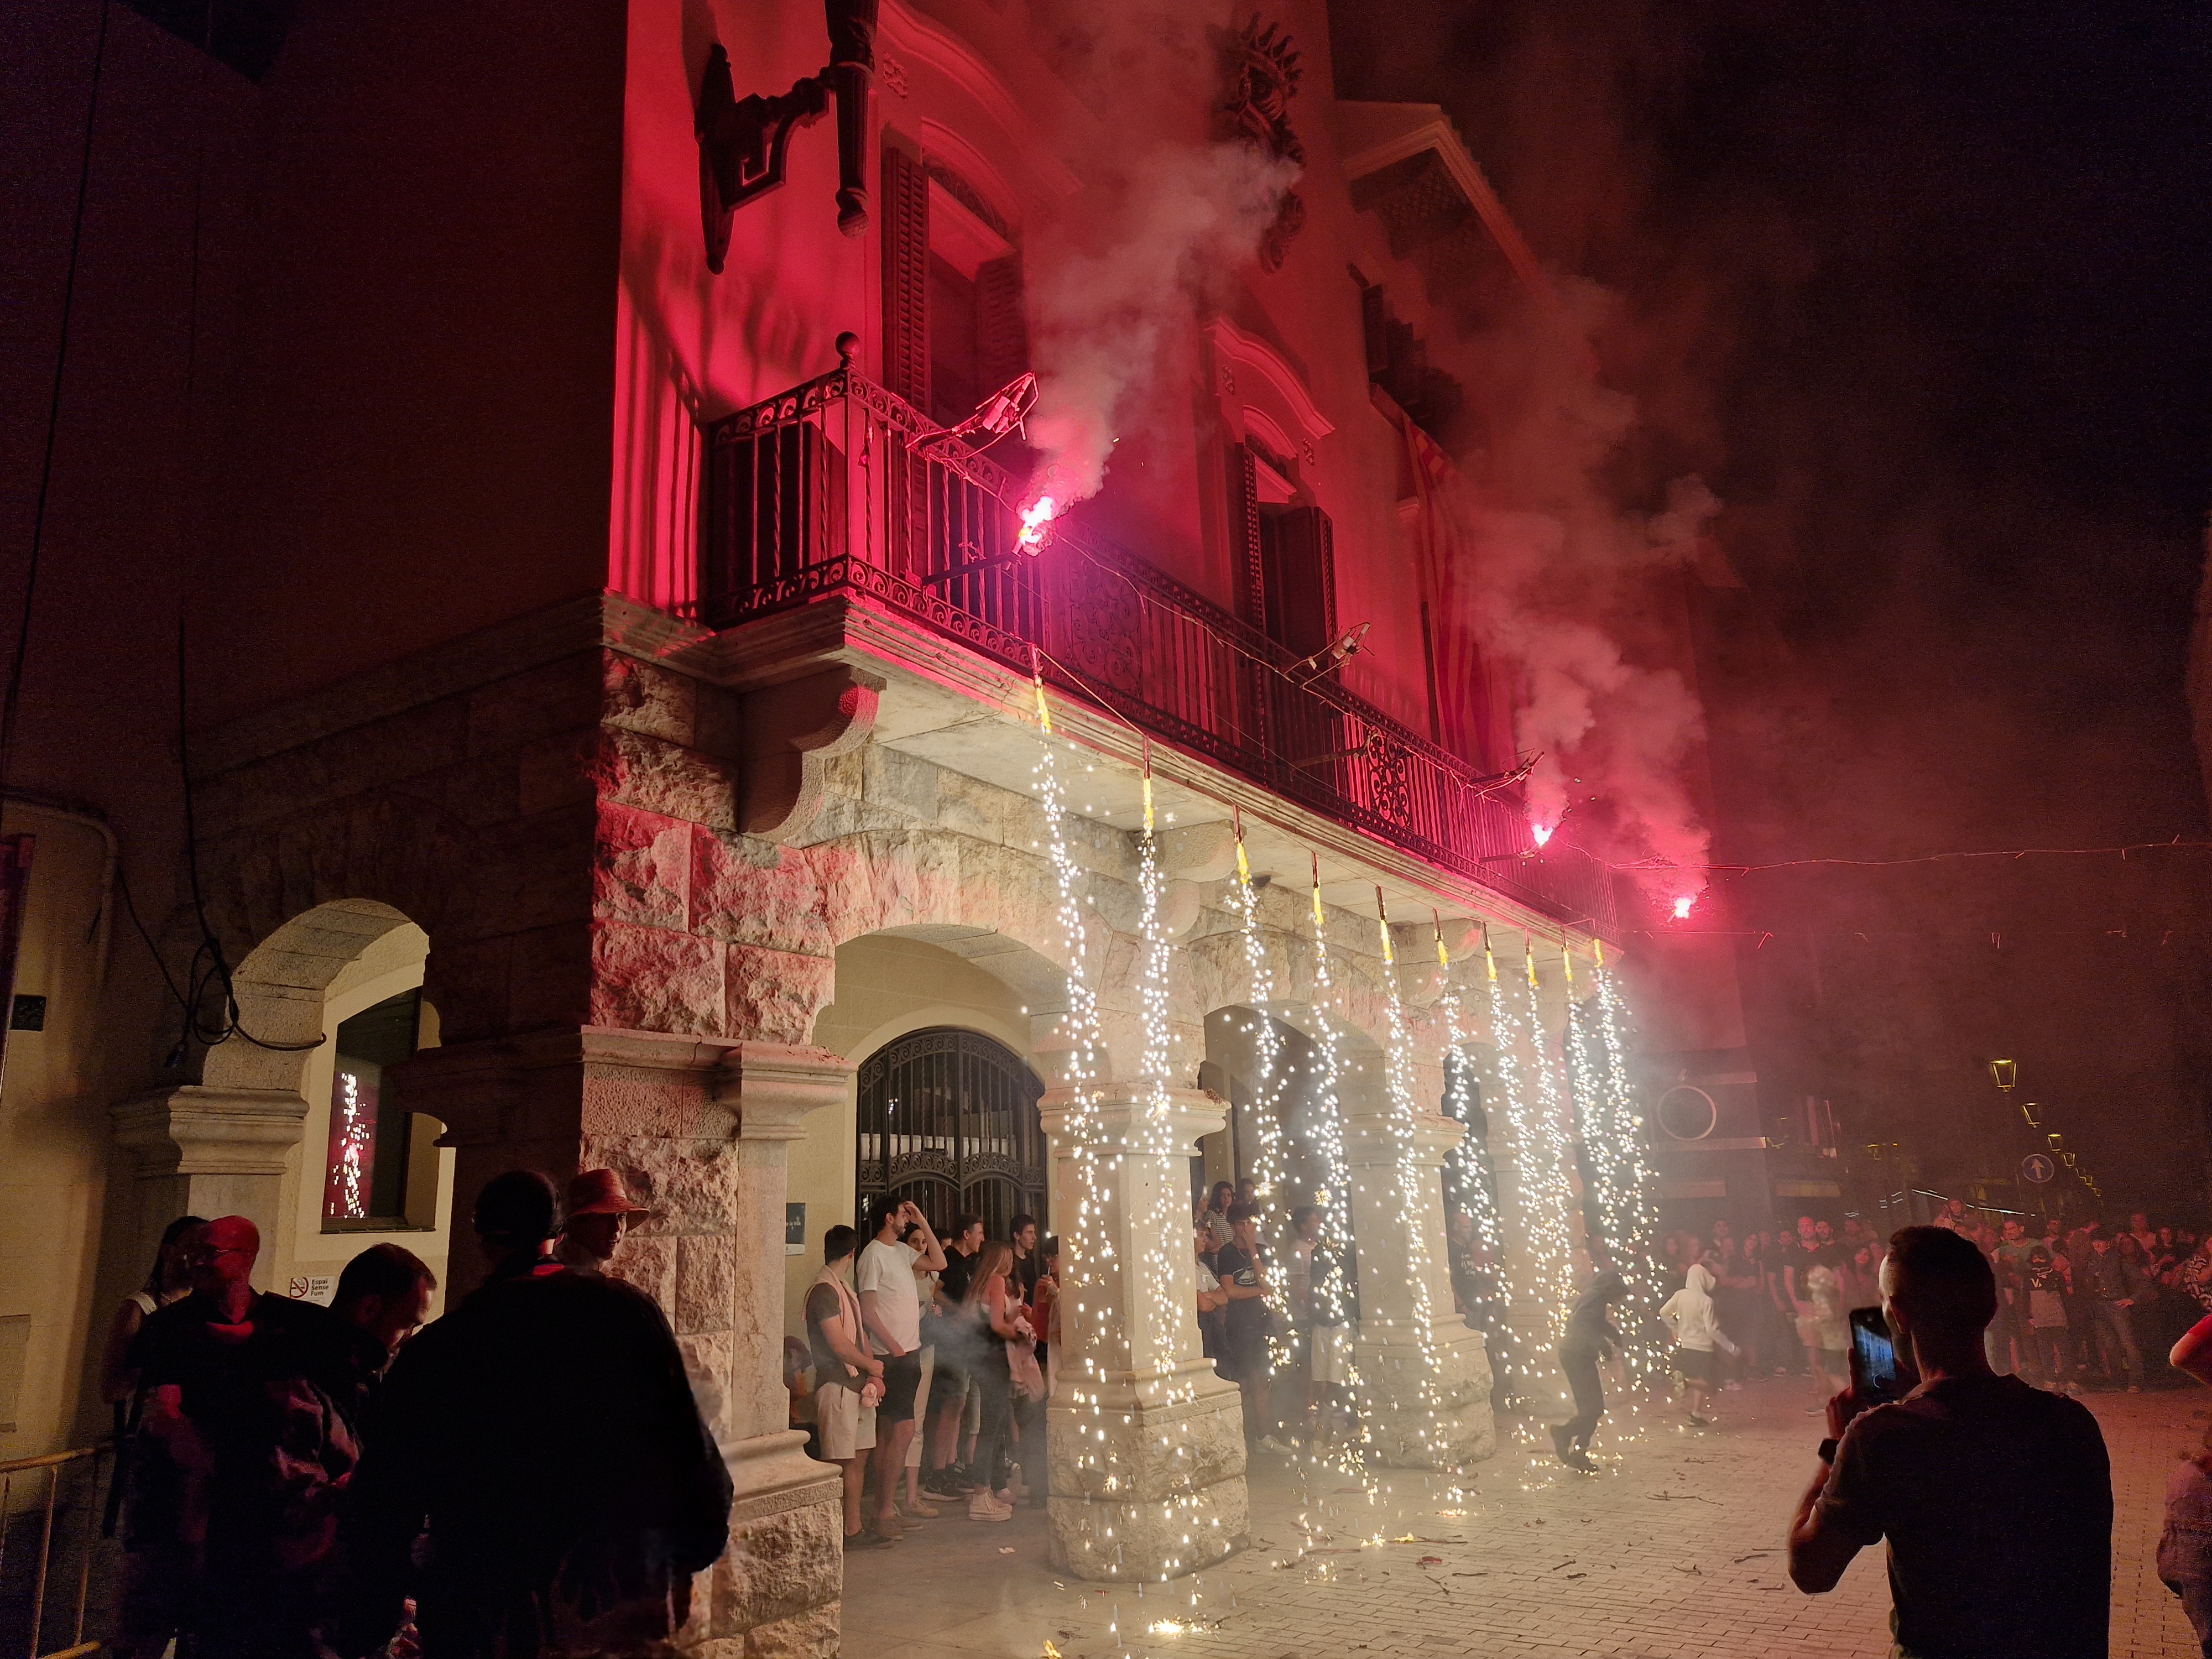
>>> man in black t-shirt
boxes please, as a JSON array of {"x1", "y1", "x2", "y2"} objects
[
  {"x1": 1214, "y1": 1204, "x2": 1276, "y2": 1450},
  {"x1": 1788, "y1": 1225, "x2": 2111, "y2": 1659},
  {"x1": 1010, "y1": 1213, "x2": 1042, "y2": 1303},
  {"x1": 924, "y1": 1214, "x2": 983, "y2": 1498}
]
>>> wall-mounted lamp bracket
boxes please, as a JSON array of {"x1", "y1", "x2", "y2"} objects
[{"x1": 696, "y1": 2, "x2": 878, "y2": 274}]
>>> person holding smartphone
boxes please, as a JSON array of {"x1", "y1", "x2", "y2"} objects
[{"x1": 1788, "y1": 1225, "x2": 2111, "y2": 1659}]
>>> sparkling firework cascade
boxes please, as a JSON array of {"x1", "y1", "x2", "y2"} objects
[
  {"x1": 1433, "y1": 919, "x2": 1502, "y2": 1266},
  {"x1": 1586, "y1": 941, "x2": 1661, "y2": 1376},
  {"x1": 1372, "y1": 891, "x2": 1452, "y2": 1459},
  {"x1": 1300, "y1": 858, "x2": 1364, "y2": 1468},
  {"x1": 1225, "y1": 816, "x2": 1292, "y2": 1221},
  {"x1": 1483, "y1": 931, "x2": 1580, "y2": 1401},
  {"x1": 1027, "y1": 665, "x2": 1136, "y2": 1568}
]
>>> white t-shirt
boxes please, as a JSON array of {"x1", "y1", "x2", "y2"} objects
[{"x1": 855, "y1": 1237, "x2": 923, "y2": 1355}]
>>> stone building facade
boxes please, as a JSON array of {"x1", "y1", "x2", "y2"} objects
[{"x1": 3, "y1": 1, "x2": 1621, "y2": 1652}]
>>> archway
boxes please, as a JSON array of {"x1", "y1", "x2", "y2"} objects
[
  {"x1": 113, "y1": 897, "x2": 455, "y2": 1307},
  {"x1": 854, "y1": 1026, "x2": 1046, "y2": 1240}
]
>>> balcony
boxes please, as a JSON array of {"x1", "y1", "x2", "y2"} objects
[{"x1": 698, "y1": 367, "x2": 1616, "y2": 936}]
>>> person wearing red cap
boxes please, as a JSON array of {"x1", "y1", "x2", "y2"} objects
[{"x1": 557, "y1": 1167, "x2": 649, "y2": 1274}]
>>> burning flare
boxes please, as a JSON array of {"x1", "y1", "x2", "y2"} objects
[
  {"x1": 1672, "y1": 894, "x2": 1694, "y2": 920},
  {"x1": 1531, "y1": 822, "x2": 1555, "y2": 848},
  {"x1": 1016, "y1": 495, "x2": 1058, "y2": 551}
]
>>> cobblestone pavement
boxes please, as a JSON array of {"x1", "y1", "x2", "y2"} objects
[{"x1": 841, "y1": 1374, "x2": 2210, "y2": 1657}]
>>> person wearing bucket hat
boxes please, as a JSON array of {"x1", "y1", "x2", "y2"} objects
[{"x1": 559, "y1": 1168, "x2": 651, "y2": 1274}]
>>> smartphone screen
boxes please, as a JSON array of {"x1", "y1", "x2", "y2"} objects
[{"x1": 1848, "y1": 1305, "x2": 1903, "y2": 1404}]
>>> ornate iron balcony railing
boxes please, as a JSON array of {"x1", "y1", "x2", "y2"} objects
[{"x1": 700, "y1": 367, "x2": 1616, "y2": 936}]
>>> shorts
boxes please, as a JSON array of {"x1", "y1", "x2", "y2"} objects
[
  {"x1": 906, "y1": 1347, "x2": 935, "y2": 1467},
  {"x1": 1670, "y1": 1346, "x2": 1716, "y2": 1385},
  {"x1": 1310, "y1": 1324, "x2": 1355, "y2": 1386},
  {"x1": 818, "y1": 1382, "x2": 877, "y2": 1461},
  {"x1": 878, "y1": 1350, "x2": 922, "y2": 1423}
]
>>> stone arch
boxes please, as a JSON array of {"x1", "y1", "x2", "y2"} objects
[
  {"x1": 1177, "y1": 896, "x2": 1396, "y2": 1061},
  {"x1": 199, "y1": 898, "x2": 424, "y2": 1097},
  {"x1": 112, "y1": 896, "x2": 441, "y2": 1305},
  {"x1": 796, "y1": 821, "x2": 1123, "y2": 1067}
]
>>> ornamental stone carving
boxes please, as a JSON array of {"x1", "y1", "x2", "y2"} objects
[{"x1": 1216, "y1": 17, "x2": 1306, "y2": 273}]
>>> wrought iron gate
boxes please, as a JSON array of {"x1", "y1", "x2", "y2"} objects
[{"x1": 855, "y1": 1027, "x2": 1047, "y2": 1240}]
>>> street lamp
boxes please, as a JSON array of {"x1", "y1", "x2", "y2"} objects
[{"x1": 1988, "y1": 1058, "x2": 2018, "y2": 1093}]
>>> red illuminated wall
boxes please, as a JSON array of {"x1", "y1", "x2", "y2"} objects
[{"x1": 606, "y1": 0, "x2": 1483, "y2": 755}]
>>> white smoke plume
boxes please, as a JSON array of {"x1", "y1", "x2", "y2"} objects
[{"x1": 1022, "y1": 6, "x2": 1299, "y2": 507}]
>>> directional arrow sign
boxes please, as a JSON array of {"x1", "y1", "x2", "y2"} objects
[{"x1": 2020, "y1": 1152, "x2": 2055, "y2": 1186}]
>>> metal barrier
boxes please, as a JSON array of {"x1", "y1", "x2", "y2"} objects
[
  {"x1": 0, "y1": 1446, "x2": 106, "y2": 1659},
  {"x1": 701, "y1": 367, "x2": 1617, "y2": 934}
]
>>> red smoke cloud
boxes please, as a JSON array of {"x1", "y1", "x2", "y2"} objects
[{"x1": 1434, "y1": 279, "x2": 1718, "y2": 911}]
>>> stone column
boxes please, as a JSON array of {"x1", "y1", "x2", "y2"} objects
[
  {"x1": 698, "y1": 1042, "x2": 848, "y2": 1659},
  {"x1": 1041, "y1": 1086, "x2": 1249, "y2": 1582},
  {"x1": 109, "y1": 1086, "x2": 309, "y2": 1290},
  {"x1": 389, "y1": 1027, "x2": 844, "y2": 1659},
  {"x1": 1340, "y1": 1078, "x2": 1496, "y2": 1467}
]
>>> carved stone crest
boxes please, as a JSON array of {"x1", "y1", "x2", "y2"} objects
[{"x1": 1216, "y1": 16, "x2": 1306, "y2": 272}]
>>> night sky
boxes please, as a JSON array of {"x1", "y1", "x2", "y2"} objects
[{"x1": 1332, "y1": 0, "x2": 2212, "y2": 1210}]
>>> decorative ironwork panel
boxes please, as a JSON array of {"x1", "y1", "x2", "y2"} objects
[{"x1": 855, "y1": 1027, "x2": 1047, "y2": 1245}]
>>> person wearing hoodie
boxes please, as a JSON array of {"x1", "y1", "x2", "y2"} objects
[
  {"x1": 1553, "y1": 1270, "x2": 1630, "y2": 1470},
  {"x1": 1660, "y1": 1260, "x2": 1736, "y2": 1425}
]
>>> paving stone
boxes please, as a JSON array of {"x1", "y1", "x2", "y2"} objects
[{"x1": 837, "y1": 1375, "x2": 2206, "y2": 1657}]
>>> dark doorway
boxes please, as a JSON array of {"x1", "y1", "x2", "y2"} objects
[{"x1": 855, "y1": 1027, "x2": 1047, "y2": 1241}]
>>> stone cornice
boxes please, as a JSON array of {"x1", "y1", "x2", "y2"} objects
[
  {"x1": 1204, "y1": 315, "x2": 1337, "y2": 447},
  {"x1": 1037, "y1": 1086, "x2": 1228, "y2": 1152},
  {"x1": 110, "y1": 1086, "x2": 309, "y2": 1175},
  {"x1": 714, "y1": 1042, "x2": 852, "y2": 1139},
  {"x1": 688, "y1": 598, "x2": 1590, "y2": 947}
]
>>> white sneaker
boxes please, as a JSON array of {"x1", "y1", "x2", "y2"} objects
[
  {"x1": 1258, "y1": 1434, "x2": 1294, "y2": 1454},
  {"x1": 968, "y1": 1494, "x2": 1014, "y2": 1521}
]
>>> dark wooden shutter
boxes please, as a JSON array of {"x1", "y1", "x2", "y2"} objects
[
  {"x1": 1360, "y1": 282, "x2": 1390, "y2": 381},
  {"x1": 974, "y1": 252, "x2": 1028, "y2": 392},
  {"x1": 1267, "y1": 506, "x2": 1336, "y2": 660},
  {"x1": 1226, "y1": 443, "x2": 1270, "y2": 763},
  {"x1": 881, "y1": 140, "x2": 929, "y2": 408},
  {"x1": 1229, "y1": 444, "x2": 1266, "y2": 630}
]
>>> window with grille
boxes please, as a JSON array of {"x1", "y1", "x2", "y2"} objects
[
  {"x1": 322, "y1": 989, "x2": 424, "y2": 1227},
  {"x1": 855, "y1": 1027, "x2": 1047, "y2": 1242}
]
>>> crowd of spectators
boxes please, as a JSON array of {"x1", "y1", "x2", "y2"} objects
[
  {"x1": 101, "y1": 1168, "x2": 730, "y2": 1659},
  {"x1": 1648, "y1": 1200, "x2": 2212, "y2": 1417},
  {"x1": 787, "y1": 1199, "x2": 1060, "y2": 1545},
  {"x1": 1188, "y1": 1180, "x2": 1359, "y2": 1455}
]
